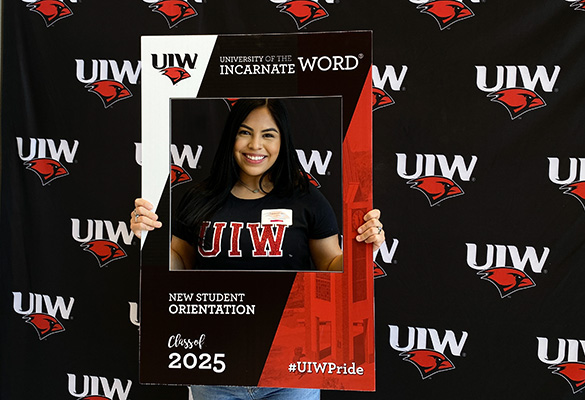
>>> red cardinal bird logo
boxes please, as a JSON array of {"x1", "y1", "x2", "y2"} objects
[
  {"x1": 478, "y1": 267, "x2": 536, "y2": 298},
  {"x1": 373, "y1": 261, "x2": 387, "y2": 279},
  {"x1": 550, "y1": 362, "x2": 585, "y2": 394},
  {"x1": 24, "y1": 158, "x2": 69, "y2": 185},
  {"x1": 372, "y1": 87, "x2": 394, "y2": 111},
  {"x1": 81, "y1": 240, "x2": 127, "y2": 267},
  {"x1": 224, "y1": 98, "x2": 240, "y2": 110},
  {"x1": 161, "y1": 67, "x2": 191, "y2": 85},
  {"x1": 417, "y1": 0, "x2": 474, "y2": 30},
  {"x1": 150, "y1": 0, "x2": 197, "y2": 28},
  {"x1": 303, "y1": 171, "x2": 321, "y2": 188},
  {"x1": 400, "y1": 349, "x2": 455, "y2": 379},
  {"x1": 560, "y1": 181, "x2": 585, "y2": 210},
  {"x1": 23, "y1": 313, "x2": 65, "y2": 340},
  {"x1": 408, "y1": 176, "x2": 464, "y2": 206},
  {"x1": 277, "y1": 0, "x2": 329, "y2": 30},
  {"x1": 171, "y1": 164, "x2": 192, "y2": 187},
  {"x1": 26, "y1": 0, "x2": 73, "y2": 27},
  {"x1": 85, "y1": 80, "x2": 133, "y2": 108},
  {"x1": 487, "y1": 88, "x2": 546, "y2": 120},
  {"x1": 570, "y1": 0, "x2": 585, "y2": 11}
]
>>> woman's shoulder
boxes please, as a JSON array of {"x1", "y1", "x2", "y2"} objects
[{"x1": 290, "y1": 184, "x2": 331, "y2": 207}]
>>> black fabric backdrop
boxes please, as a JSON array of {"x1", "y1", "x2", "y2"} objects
[{"x1": 2, "y1": 1, "x2": 585, "y2": 399}]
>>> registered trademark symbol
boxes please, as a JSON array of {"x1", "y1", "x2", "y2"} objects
[
  {"x1": 327, "y1": 171, "x2": 331, "y2": 176},
  {"x1": 554, "y1": 88, "x2": 559, "y2": 93},
  {"x1": 358, "y1": 53, "x2": 364, "y2": 59},
  {"x1": 401, "y1": 87, "x2": 406, "y2": 91},
  {"x1": 393, "y1": 260, "x2": 398, "y2": 265},
  {"x1": 471, "y1": 177, "x2": 476, "y2": 182},
  {"x1": 462, "y1": 352, "x2": 467, "y2": 357},
  {"x1": 543, "y1": 269, "x2": 548, "y2": 274}
]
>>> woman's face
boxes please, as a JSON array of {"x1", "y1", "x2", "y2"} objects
[{"x1": 233, "y1": 106, "x2": 281, "y2": 183}]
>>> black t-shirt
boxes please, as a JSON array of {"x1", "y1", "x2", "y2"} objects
[{"x1": 173, "y1": 185, "x2": 338, "y2": 270}]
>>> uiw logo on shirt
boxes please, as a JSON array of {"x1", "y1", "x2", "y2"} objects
[{"x1": 199, "y1": 221, "x2": 287, "y2": 258}]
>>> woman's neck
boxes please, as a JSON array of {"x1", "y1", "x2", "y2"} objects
[{"x1": 231, "y1": 177, "x2": 273, "y2": 199}]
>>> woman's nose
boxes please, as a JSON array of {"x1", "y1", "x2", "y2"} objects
[{"x1": 248, "y1": 135, "x2": 262, "y2": 149}]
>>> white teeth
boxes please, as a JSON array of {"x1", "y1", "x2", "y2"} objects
[{"x1": 246, "y1": 155, "x2": 265, "y2": 161}]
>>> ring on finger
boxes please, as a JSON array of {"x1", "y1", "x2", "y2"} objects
[
  {"x1": 377, "y1": 226, "x2": 383, "y2": 235},
  {"x1": 134, "y1": 209, "x2": 140, "y2": 222}
]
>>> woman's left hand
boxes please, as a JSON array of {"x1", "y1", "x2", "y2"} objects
[{"x1": 356, "y1": 209, "x2": 385, "y2": 252}]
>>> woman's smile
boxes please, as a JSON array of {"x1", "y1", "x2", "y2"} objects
[{"x1": 243, "y1": 153, "x2": 268, "y2": 163}]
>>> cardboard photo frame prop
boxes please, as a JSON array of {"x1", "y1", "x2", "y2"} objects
[{"x1": 140, "y1": 31, "x2": 374, "y2": 391}]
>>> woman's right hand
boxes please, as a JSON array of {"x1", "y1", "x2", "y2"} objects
[{"x1": 130, "y1": 198, "x2": 162, "y2": 239}]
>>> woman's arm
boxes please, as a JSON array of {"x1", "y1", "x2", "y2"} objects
[
  {"x1": 131, "y1": 198, "x2": 196, "y2": 270},
  {"x1": 309, "y1": 235, "x2": 343, "y2": 271},
  {"x1": 309, "y1": 209, "x2": 385, "y2": 271},
  {"x1": 170, "y1": 235, "x2": 196, "y2": 270}
]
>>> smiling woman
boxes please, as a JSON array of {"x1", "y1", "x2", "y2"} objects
[
  {"x1": 169, "y1": 98, "x2": 345, "y2": 271},
  {"x1": 131, "y1": 98, "x2": 384, "y2": 273}
]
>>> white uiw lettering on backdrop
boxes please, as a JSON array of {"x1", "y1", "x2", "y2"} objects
[
  {"x1": 548, "y1": 157, "x2": 585, "y2": 184},
  {"x1": 374, "y1": 239, "x2": 399, "y2": 264},
  {"x1": 396, "y1": 153, "x2": 477, "y2": 181},
  {"x1": 466, "y1": 244, "x2": 550, "y2": 274},
  {"x1": 135, "y1": 143, "x2": 203, "y2": 169},
  {"x1": 296, "y1": 150, "x2": 332, "y2": 176},
  {"x1": 128, "y1": 302, "x2": 139, "y2": 327},
  {"x1": 71, "y1": 219, "x2": 134, "y2": 246},
  {"x1": 389, "y1": 325, "x2": 468, "y2": 357},
  {"x1": 537, "y1": 337, "x2": 585, "y2": 364},
  {"x1": 67, "y1": 374, "x2": 132, "y2": 400},
  {"x1": 16, "y1": 138, "x2": 79, "y2": 163},
  {"x1": 475, "y1": 65, "x2": 560, "y2": 92},
  {"x1": 372, "y1": 65, "x2": 408, "y2": 91},
  {"x1": 13, "y1": 292, "x2": 75, "y2": 319},
  {"x1": 75, "y1": 59, "x2": 141, "y2": 84}
]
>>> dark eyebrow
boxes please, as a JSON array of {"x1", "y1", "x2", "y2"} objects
[{"x1": 239, "y1": 123, "x2": 279, "y2": 134}]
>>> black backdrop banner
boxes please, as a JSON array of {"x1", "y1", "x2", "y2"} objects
[{"x1": 2, "y1": 1, "x2": 585, "y2": 399}]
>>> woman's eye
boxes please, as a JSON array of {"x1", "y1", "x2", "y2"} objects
[{"x1": 238, "y1": 130, "x2": 251, "y2": 136}]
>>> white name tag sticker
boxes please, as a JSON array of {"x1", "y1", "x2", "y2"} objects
[{"x1": 261, "y1": 209, "x2": 293, "y2": 226}]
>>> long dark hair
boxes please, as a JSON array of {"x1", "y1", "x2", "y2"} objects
[{"x1": 175, "y1": 98, "x2": 308, "y2": 241}]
